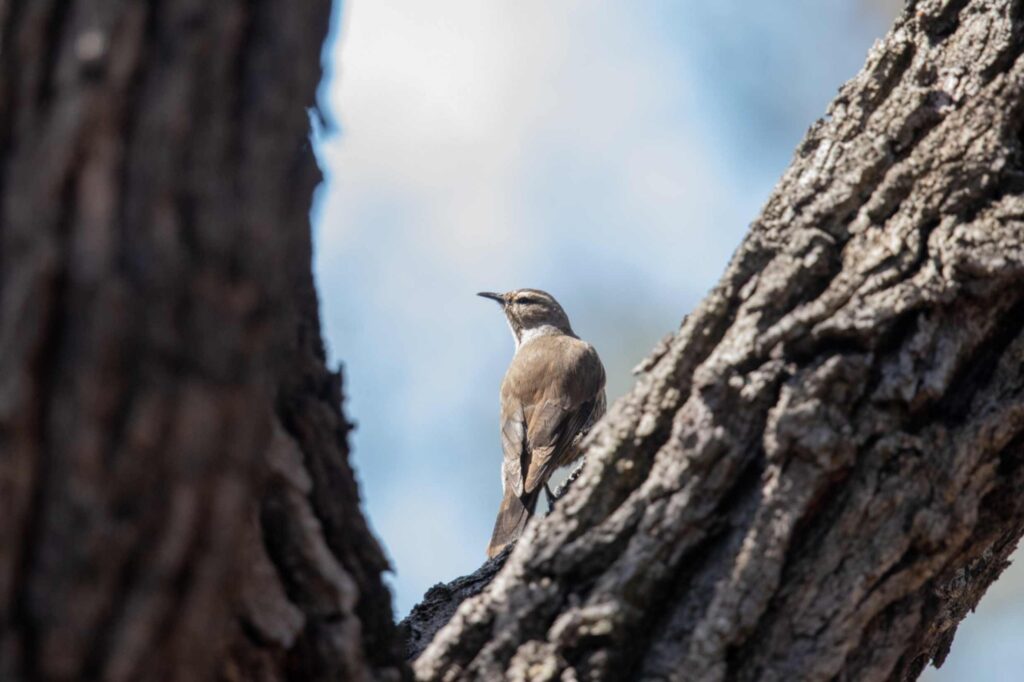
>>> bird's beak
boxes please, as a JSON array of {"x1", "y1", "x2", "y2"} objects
[{"x1": 477, "y1": 291, "x2": 505, "y2": 306}]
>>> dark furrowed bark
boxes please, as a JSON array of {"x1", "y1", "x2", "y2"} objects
[{"x1": 0, "y1": 2, "x2": 406, "y2": 681}]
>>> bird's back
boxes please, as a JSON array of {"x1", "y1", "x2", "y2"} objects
[
  {"x1": 501, "y1": 335, "x2": 604, "y2": 410},
  {"x1": 498, "y1": 333, "x2": 606, "y2": 503}
]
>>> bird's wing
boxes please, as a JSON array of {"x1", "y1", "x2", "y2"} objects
[
  {"x1": 499, "y1": 397, "x2": 526, "y2": 498},
  {"x1": 522, "y1": 395, "x2": 599, "y2": 495},
  {"x1": 521, "y1": 339, "x2": 606, "y2": 495}
]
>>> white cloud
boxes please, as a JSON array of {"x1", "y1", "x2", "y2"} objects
[{"x1": 317, "y1": 0, "x2": 734, "y2": 282}]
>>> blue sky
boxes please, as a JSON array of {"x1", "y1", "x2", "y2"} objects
[{"x1": 311, "y1": 2, "x2": 1022, "y2": 678}]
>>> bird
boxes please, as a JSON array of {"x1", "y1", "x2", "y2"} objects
[{"x1": 477, "y1": 288, "x2": 606, "y2": 558}]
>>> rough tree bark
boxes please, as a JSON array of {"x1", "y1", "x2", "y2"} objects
[
  {"x1": 0, "y1": 2, "x2": 404, "y2": 681},
  {"x1": 406, "y1": 1, "x2": 1024, "y2": 680}
]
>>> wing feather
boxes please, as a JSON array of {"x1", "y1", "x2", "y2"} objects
[
  {"x1": 500, "y1": 398, "x2": 526, "y2": 498},
  {"x1": 517, "y1": 338, "x2": 606, "y2": 494}
]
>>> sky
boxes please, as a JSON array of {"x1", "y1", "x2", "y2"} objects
[{"x1": 311, "y1": 2, "x2": 1023, "y2": 678}]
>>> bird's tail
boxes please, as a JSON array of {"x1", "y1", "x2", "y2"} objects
[{"x1": 487, "y1": 489, "x2": 540, "y2": 558}]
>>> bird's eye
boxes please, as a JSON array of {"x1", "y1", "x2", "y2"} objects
[{"x1": 517, "y1": 297, "x2": 541, "y2": 305}]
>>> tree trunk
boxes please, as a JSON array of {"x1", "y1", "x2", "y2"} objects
[
  {"x1": 408, "y1": 2, "x2": 1024, "y2": 680},
  {"x1": 0, "y1": 2, "x2": 404, "y2": 681}
]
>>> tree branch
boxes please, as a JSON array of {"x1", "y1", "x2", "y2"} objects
[{"x1": 409, "y1": 2, "x2": 1024, "y2": 679}]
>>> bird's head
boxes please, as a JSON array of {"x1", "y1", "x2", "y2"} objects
[{"x1": 477, "y1": 288, "x2": 574, "y2": 344}]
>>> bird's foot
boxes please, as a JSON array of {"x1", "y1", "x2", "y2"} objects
[{"x1": 545, "y1": 483, "x2": 563, "y2": 513}]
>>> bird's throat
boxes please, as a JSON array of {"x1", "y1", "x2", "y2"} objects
[{"x1": 513, "y1": 324, "x2": 566, "y2": 352}]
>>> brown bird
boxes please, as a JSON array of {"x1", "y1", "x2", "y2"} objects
[{"x1": 478, "y1": 288, "x2": 606, "y2": 558}]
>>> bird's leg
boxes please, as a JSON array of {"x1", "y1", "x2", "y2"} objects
[
  {"x1": 545, "y1": 459, "x2": 587, "y2": 511},
  {"x1": 545, "y1": 483, "x2": 559, "y2": 510}
]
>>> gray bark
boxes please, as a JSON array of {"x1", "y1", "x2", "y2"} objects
[
  {"x1": 409, "y1": 2, "x2": 1024, "y2": 680},
  {"x1": 0, "y1": 2, "x2": 405, "y2": 681}
]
